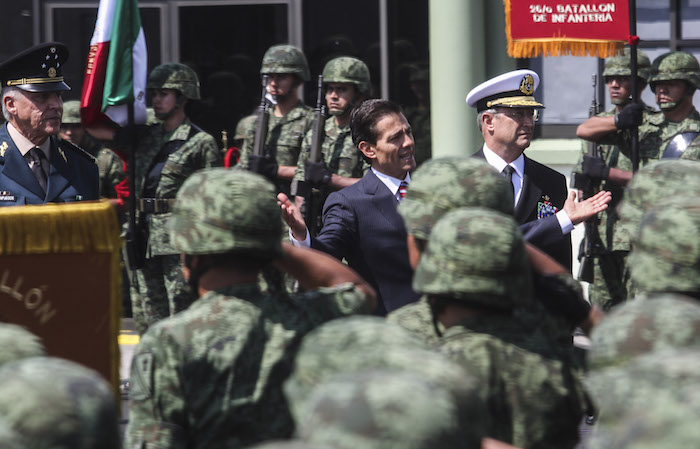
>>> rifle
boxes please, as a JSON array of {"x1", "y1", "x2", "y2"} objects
[
  {"x1": 252, "y1": 75, "x2": 270, "y2": 157},
  {"x1": 305, "y1": 74, "x2": 326, "y2": 236},
  {"x1": 572, "y1": 75, "x2": 603, "y2": 283},
  {"x1": 124, "y1": 103, "x2": 146, "y2": 270}
]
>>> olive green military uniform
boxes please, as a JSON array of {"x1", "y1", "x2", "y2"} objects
[
  {"x1": 294, "y1": 117, "x2": 368, "y2": 183},
  {"x1": 415, "y1": 209, "x2": 585, "y2": 449},
  {"x1": 238, "y1": 102, "x2": 314, "y2": 194},
  {"x1": 128, "y1": 119, "x2": 221, "y2": 333},
  {"x1": 125, "y1": 169, "x2": 372, "y2": 449}
]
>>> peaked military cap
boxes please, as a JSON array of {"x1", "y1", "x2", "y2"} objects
[
  {"x1": 0, "y1": 42, "x2": 70, "y2": 92},
  {"x1": 466, "y1": 69, "x2": 544, "y2": 112}
]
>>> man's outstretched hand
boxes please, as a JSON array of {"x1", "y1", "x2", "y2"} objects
[
  {"x1": 278, "y1": 193, "x2": 308, "y2": 241},
  {"x1": 564, "y1": 190, "x2": 612, "y2": 225}
]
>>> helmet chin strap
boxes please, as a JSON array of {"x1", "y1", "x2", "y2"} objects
[{"x1": 657, "y1": 83, "x2": 695, "y2": 111}]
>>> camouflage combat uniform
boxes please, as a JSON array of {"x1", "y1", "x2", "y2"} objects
[
  {"x1": 238, "y1": 45, "x2": 314, "y2": 196},
  {"x1": 615, "y1": 160, "x2": 700, "y2": 298},
  {"x1": 125, "y1": 169, "x2": 372, "y2": 449},
  {"x1": 0, "y1": 356, "x2": 121, "y2": 449},
  {"x1": 120, "y1": 63, "x2": 221, "y2": 334},
  {"x1": 0, "y1": 323, "x2": 45, "y2": 366},
  {"x1": 415, "y1": 208, "x2": 585, "y2": 449}
]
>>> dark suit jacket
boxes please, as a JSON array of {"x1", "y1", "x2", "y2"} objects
[
  {"x1": 311, "y1": 170, "x2": 419, "y2": 315},
  {"x1": 474, "y1": 148, "x2": 572, "y2": 271},
  {"x1": 0, "y1": 124, "x2": 99, "y2": 206}
]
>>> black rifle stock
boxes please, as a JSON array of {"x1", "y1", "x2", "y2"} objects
[
  {"x1": 306, "y1": 75, "x2": 326, "y2": 236},
  {"x1": 124, "y1": 102, "x2": 145, "y2": 270},
  {"x1": 252, "y1": 75, "x2": 270, "y2": 157},
  {"x1": 573, "y1": 75, "x2": 603, "y2": 283}
]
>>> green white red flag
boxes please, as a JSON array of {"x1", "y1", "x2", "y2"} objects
[{"x1": 81, "y1": 0, "x2": 147, "y2": 127}]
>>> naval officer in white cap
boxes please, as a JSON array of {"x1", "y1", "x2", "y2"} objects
[{"x1": 468, "y1": 69, "x2": 611, "y2": 271}]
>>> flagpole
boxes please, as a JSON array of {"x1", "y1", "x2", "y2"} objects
[{"x1": 629, "y1": 0, "x2": 639, "y2": 172}]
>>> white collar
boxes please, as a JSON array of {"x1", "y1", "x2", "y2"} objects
[
  {"x1": 371, "y1": 167, "x2": 411, "y2": 197},
  {"x1": 482, "y1": 144, "x2": 525, "y2": 179},
  {"x1": 7, "y1": 122, "x2": 51, "y2": 158}
]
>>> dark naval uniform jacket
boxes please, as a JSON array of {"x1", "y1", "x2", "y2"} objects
[
  {"x1": 474, "y1": 148, "x2": 572, "y2": 271},
  {"x1": 0, "y1": 123, "x2": 99, "y2": 206}
]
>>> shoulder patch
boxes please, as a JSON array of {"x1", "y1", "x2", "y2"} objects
[
  {"x1": 130, "y1": 351, "x2": 155, "y2": 401},
  {"x1": 58, "y1": 139, "x2": 97, "y2": 164}
]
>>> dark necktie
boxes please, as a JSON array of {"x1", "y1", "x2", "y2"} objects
[
  {"x1": 28, "y1": 147, "x2": 49, "y2": 195},
  {"x1": 502, "y1": 165, "x2": 515, "y2": 198}
]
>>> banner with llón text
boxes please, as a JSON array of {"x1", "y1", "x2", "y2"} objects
[{"x1": 504, "y1": 0, "x2": 630, "y2": 58}]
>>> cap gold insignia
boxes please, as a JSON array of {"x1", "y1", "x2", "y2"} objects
[
  {"x1": 50, "y1": 47, "x2": 56, "y2": 53},
  {"x1": 48, "y1": 67, "x2": 57, "y2": 78},
  {"x1": 58, "y1": 147, "x2": 67, "y2": 163},
  {"x1": 519, "y1": 74, "x2": 535, "y2": 95}
]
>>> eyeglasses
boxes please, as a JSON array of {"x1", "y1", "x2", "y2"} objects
[{"x1": 494, "y1": 108, "x2": 540, "y2": 122}]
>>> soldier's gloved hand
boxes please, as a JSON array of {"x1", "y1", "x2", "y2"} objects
[
  {"x1": 305, "y1": 160, "x2": 332, "y2": 187},
  {"x1": 614, "y1": 103, "x2": 643, "y2": 129},
  {"x1": 248, "y1": 155, "x2": 278, "y2": 182},
  {"x1": 582, "y1": 155, "x2": 610, "y2": 180}
]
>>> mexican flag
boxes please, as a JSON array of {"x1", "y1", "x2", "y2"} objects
[{"x1": 81, "y1": 0, "x2": 147, "y2": 127}]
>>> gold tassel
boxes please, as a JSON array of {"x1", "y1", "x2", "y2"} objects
[
  {"x1": 503, "y1": 0, "x2": 625, "y2": 59},
  {"x1": 0, "y1": 200, "x2": 123, "y2": 397}
]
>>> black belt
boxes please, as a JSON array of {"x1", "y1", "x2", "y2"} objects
[{"x1": 138, "y1": 198, "x2": 175, "y2": 214}]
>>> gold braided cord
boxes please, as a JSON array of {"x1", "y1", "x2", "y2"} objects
[{"x1": 6, "y1": 76, "x2": 65, "y2": 86}]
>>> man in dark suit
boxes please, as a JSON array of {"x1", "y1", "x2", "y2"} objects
[
  {"x1": 0, "y1": 42, "x2": 98, "y2": 206},
  {"x1": 467, "y1": 70, "x2": 611, "y2": 271},
  {"x1": 280, "y1": 99, "x2": 419, "y2": 315}
]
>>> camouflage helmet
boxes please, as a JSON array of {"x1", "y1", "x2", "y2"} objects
[
  {"x1": 413, "y1": 208, "x2": 532, "y2": 309},
  {"x1": 0, "y1": 417, "x2": 25, "y2": 449},
  {"x1": 283, "y1": 316, "x2": 485, "y2": 445},
  {"x1": 0, "y1": 356, "x2": 120, "y2": 449},
  {"x1": 169, "y1": 168, "x2": 282, "y2": 256},
  {"x1": 297, "y1": 371, "x2": 469, "y2": 449},
  {"x1": 587, "y1": 381, "x2": 700, "y2": 449},
  {"x1": 398, "y1": 157, "x2": 513, "y2": 241},
  {"x1": 261, "y1": 45, "x2": 310, "y2": 82},
  {"x1": 649, "y1": 51, "x2": 700, "y2": 90},
  {"x1": 602, "y1": 47, "x2": 652, "y2": 83},
  {"x1": 588, "y1": 293, "x2": 700, "y2": 372},
  {"x1": 322, "y1": 57, "x2": 371, "y2": 95},
  {"x1": 628, "y1": 199, "x2": 700, "y2": 296},
  {"x1": 61, "y1": 100, "x2": 82, "y2": 125},
  {"x1": 147, "y1": 62, "x2": 201, "y2": 100},
  {"x1": 0, "y1": 323, "x2": 46, "y2": 367},
  {"x1": 248, "y1": 443, "x2": 338, "y2": 449},
  {"x1": 617, "y1": 160, "x2": 700, "y2": 252}
]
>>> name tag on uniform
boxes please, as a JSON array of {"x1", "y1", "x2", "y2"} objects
[{"x1": 0, "y1": 191, "x2": 16, "y2": 202}]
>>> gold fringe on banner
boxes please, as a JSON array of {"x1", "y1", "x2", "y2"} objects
[
  {"x1": 503, "y1": 0, "x2": 625, "y2": 58},
  {"x1": 0, "y1": 200, "x2": 122, "y2": 396}
]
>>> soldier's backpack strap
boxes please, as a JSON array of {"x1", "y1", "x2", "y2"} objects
[
  {"x1": 141, "y1": 123, "x2": 202, "y2": 198},
  {"x1": 663, "y1": 131, "x2": 700, "y2": 159}
]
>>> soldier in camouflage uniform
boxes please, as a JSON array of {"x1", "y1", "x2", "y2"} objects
[
  {"x1": 0, "y1": 323, "x2": 45, "y2": 366},
  {"x1": 0, "y1": 356, "x2": 120, "y2": 449},
  {"x1": 238, "y1": 45, "x2": 314, "y2": 196},
  {"x1": 573, "y1": 48, "x2": 654, "y2": 310},
  {"x1": 615, "y1": 160, "x2": 700, "y2": 298},
  {"x1": 416, "y1": 208, "x2": 585, "y2": 448},
  {"x1": 87, "y1": 63, "x2": 222, "y2": 334},
  {"x1": 402, "y1": 63, "x2": 431, "y2": 167},
  {"x1": 628, "y1": 198, "x2": 700, "y2": 299},
  {"x1": 125, "y1": 168, "x2": 375, "y2": 449},
  {"x1": 293, "y1": 56, "x2": 371, "y2": 216},
  {"x1": 296, "y1": 370, "x2": 477, "y2": 449},
  {"x1": 59, "y1": 100, "x2": 126, "y2": 199},
  {"x1": 389, "y1": 157, "x2": 595, "y2": 346}
]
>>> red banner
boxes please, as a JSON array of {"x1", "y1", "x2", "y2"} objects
[{"x1": 505, "y1": 0, "x2": 630, "y2": 58}]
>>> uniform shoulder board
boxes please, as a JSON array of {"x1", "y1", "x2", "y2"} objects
[{"x1": 57, "y1": 138, "x2": 97, "y2": 164}]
